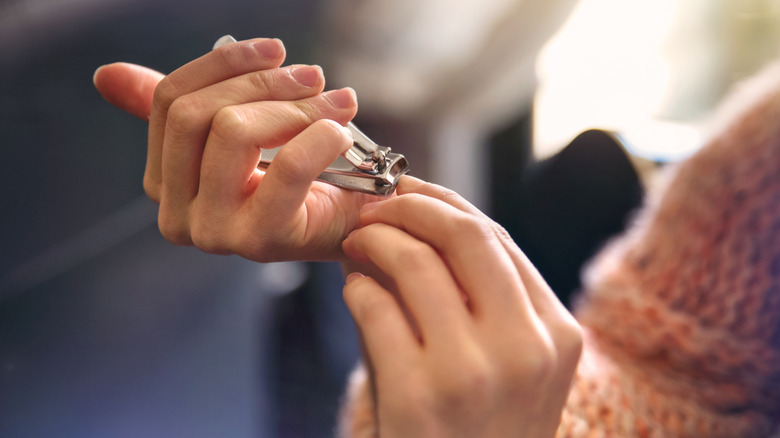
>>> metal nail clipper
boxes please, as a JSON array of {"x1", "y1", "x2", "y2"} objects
[{"x1": 213, "y1": 35, "x2": 410, "y2": 196}]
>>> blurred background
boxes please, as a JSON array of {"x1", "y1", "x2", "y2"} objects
[{"x1": 1, "y1": 0, "x2": 779, "y2": 437}]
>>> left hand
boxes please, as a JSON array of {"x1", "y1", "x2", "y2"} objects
[
  {"x1": 94, "y1": 39, "x2": 381, "y2": 262},
  {"x1": 341, "y1": 176, "x2": 583, "y2": 438}
]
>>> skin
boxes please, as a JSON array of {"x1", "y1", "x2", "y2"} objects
[
  {"x1": 94, "y1": 38, "x2": 379, "y2": 262},
  {"x1": 343, "y1": 178, "x2": 582, "y2": 438},
  {"x1": 93, "y1": 37, "x2": 582, "y2": 437}
]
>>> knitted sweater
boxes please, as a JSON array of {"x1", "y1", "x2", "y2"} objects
[{"x1": 338, "y1": 60, "x2": 780, "y2": 437}]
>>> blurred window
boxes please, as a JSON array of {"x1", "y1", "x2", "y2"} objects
[{"x1": 534, "y1": 0, "x2": 780, "y2": 161}]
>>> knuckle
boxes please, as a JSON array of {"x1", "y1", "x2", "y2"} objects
[
  {"x1": 518, "y1": 338, "x2": 558, "y2": 381},
  {"x1": 449, "y1": 213, "x2": 493, "y2": 242},
  {"x1": 190, "y1": 223, "x2": 231, "y2": 255},
  {"x1": 143, "y1": 175, "x2": 161, "y2": 203},
  {"x1": 499, "y1": 333, "x2": 558, "y2": 387},
  {"x1": 215, "y1": 42, "x2": 254, "y2": 70},
  {"x1": 236, "y1": 229, "x2": 279, "y2": 263},
  {"x1": 246, "y1": 70, "x2": 275, "y2": 96},
  {"x1": 157, "y1": 210, "x2": 192, "y2": 247},
  {"x1": 311, "y1": 118, "x2": 343, "y2": 138},
  {"x1": 272, "y1": 145, "x2": 312, "y2": 183},
  {"x1": 291, "y1": 101, "x2": 319, "y2": 125},
  {"x1": 165, "y1": 96, "x2": 206, "y2": 136},
  {"x1": 392, "y1": 240, "x2": 438, "y2": 269},
  {"x1": 267, "y1": 119, "x2": 352, "y2": 182},
  {"x1": 152, "y1": 77, "x2": 180, "y2": 112},
  {"x1": 435, "y1": 360, "x2": 494, "y2": 411},
  {"x1": 557, "y1": 318, "x2": 585, "y2": 360},
  {"x1": 188, "y1": 205, "x2": 235, "y2": 256},
  {"x1": 453, "y1": 361, "x2": 493, "y2": 396},
  {"x1": 499, "y1": 353, "x2": 556, "y2": 405},
  {"x1": 436, "y1": 184, "x2": 466, "y2": 205},
  {"x1": 491, "y1": 222, "x2": 514, "y2": 243},
  {"x1": 387, "y1": 382, "x2": 433, "y2": 415},
  {"x1": 210, "y1": 106, "x2": 250, "y2": 144}
]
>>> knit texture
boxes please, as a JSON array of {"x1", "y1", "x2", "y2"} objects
[{"x1": 338, "y1": 60, "x2": 780, "y2": 437}]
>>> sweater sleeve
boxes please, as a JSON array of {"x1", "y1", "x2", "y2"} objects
[
  {"x1": 563, "y1": 59, "x2": 780, "y2": 437},
  {"x1": 338, "y1": 61, "x2": 780, "y2": 438}
]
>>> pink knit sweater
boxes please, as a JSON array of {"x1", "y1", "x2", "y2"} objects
[{"x1": 339, "y1": 61, "x2": 780, "y2": 437}]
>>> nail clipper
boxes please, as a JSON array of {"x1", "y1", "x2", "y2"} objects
[{"x1": 213, "y1": 35, "x2": 410, "y2": 196}]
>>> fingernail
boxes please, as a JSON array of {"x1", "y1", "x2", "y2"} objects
[
  {"x1": 339, "y1": 124, "x2": 353, "y2": 140},
  {"x1": 324, "y1": 88, "x2": 356, "y2": 109},
  {"x1": 345, "y1": 272, "x2": 366, "y2": 284},
  {"x1": 290, "y1": 65, "x2": 322, "y2": 87},
  {"x1": 253, "y1": 39, "x2": 283, "y2": 59},
  {"x1": 344, "y1": 228, "x2": 359, "y2": 242},
  {"x1": 396, "y1": 175, "x2": 425, "y2": 194}
]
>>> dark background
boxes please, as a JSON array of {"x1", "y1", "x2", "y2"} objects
[{"x1": 0, "y1": 1, "x2": 363, "y2": 437}]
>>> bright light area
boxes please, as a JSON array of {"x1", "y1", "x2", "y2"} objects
[{"x1": 533, "y1": 0, "x2": 702, "y2": 161}]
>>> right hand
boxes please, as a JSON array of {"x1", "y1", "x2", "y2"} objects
[
  {"x1": 341, "y1": 177, "x2": 583, "y2": 437},
  {"x1": 94, "y1": 38, "x2": 381, "y2": 261}
]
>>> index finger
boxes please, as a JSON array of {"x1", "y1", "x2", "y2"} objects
[
  {"x1": 356, "y1": 194, "x2": 535, "y2": 324},
  {"x1": 342, "y1": 223, "x2": 474, "y2": 347},
  {"x1": 397, "y1": 176, "x2": 574, "y2": 324}
]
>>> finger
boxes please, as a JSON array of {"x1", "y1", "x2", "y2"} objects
[
  {"x1": 396, "y1": 177, "x2": 570, "y2": 323},
  {"x1": 498, "y1": 240, "x2": 582, "y2": 434},
  {"x1": 342, "y1": 223, "x2": 473, "y2": 346},
  {"x1": 497, "y1": 234, "x2": 574, "y2": 322},
  {"x1": 157, "y1": 84, "x2": 355, "y2": 249},
  {"x1": 343, "y1": 273, "x2": 421, "y2": 379},
  {"x1": 396, "y1": 175, "x2": 485, "y2": 218},
  {"x1": 495, "y1": 233, "x2": 583, "y2": 368},
  {"x1": 357, "y1": 194, "x2": 535, "y2": 323},
  {"x1": 246, "y1": 89, "x2": 358, "y2": 218},
  {"x1": 188, "y1": 118, "x2": 352, "y2": 249},
  {"x1": 147, "y1": 37, "x2": 286, "y2": 201},
  {"x1": 93, "y1": 62, "x2": 164, "y2": 121},
  {"x1": 219, "y1": 119, "x2": 354, "y2": 261},
  {"x1": 397, "y1": 176, "x2": 583, "y2": 370},
  {"x1": 157, "y1": 65, "x2": 326, "y2": 237}
]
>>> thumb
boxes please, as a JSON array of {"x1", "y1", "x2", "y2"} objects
[{"x1": 93, "y1": 62, "x2": 165, "y2": 121}]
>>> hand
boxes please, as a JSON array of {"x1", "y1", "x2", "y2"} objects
[
  {"x1": 93, "y1": 38, "x2": 380, "y2": 261},
  {"x1": 341, "y1": 176, "x2": 583, "y2": 438}
]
